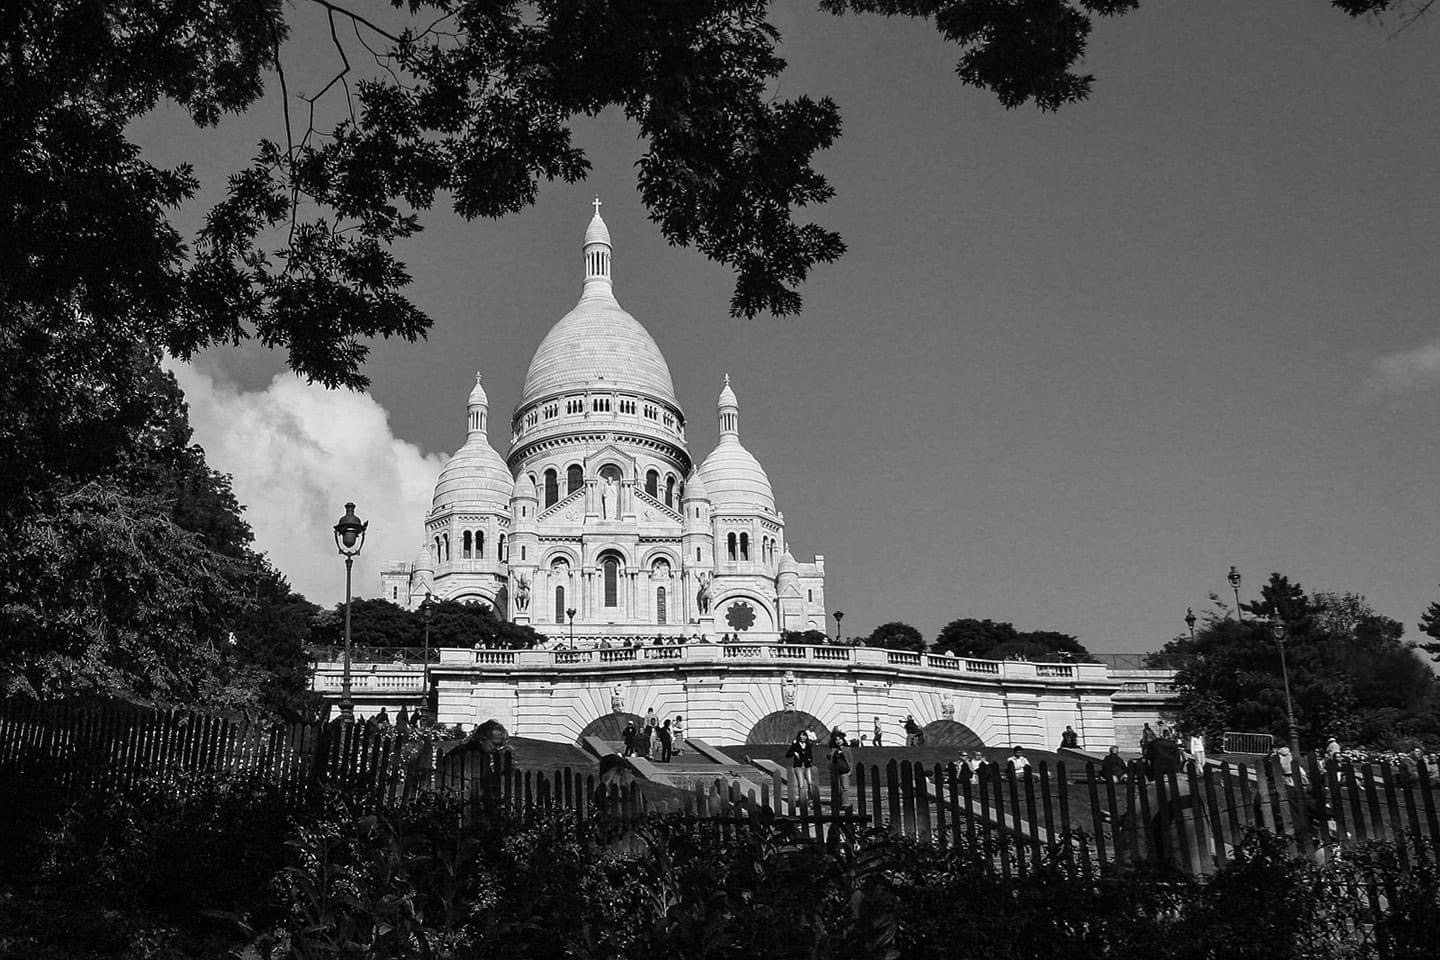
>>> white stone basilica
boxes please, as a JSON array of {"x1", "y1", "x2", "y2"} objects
[{"x1": 379, "y1": 205, "x2": 827, "y2": 641}]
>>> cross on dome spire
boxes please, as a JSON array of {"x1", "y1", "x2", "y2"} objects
[{"x1": 582, "y1": 198, "x2": 612, "y2": 294}]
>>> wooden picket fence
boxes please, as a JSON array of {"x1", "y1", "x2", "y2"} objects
[{"x1": 4, "y1": 699, "x2": 1438, "y2": 878}]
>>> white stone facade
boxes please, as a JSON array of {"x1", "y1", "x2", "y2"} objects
[{"x1": 380, "y1": 206, "x2": 827, "y2": 639}]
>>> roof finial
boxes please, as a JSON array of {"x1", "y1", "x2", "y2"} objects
[
  {"x1": 592, "y1": 196, "x2": 603, "y2": 216},
  {"x1": 723, "y1": 373, "x2": 730, "y2": 386}
]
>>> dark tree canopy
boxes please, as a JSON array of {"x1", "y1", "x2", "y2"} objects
[
  {"x1": 866, "y1": 621, "x2": 926, "y2": 652},
  {"x1": 309, "y1": 597, "x2": 541, "y2": 651},
  {"x1": 2, "y1": 0, "x2": 1407, "y2": 390},
  {"x1": 1418, "y1": 589, "x2": 1440, "y2": 663},
  {"x1": 933, "y1": 618, "x2": 1093, "y2": 662},
  {"x1": 1151, "y1": 584, "x2": 1440, "y2": 750}
]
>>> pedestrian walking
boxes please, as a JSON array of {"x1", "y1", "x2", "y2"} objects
[{"x1": 622, "y1": 721, "x2": 636, "y2": 757}]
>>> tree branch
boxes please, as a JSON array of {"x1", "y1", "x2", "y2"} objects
[{"x1": 304, "y1": 0, "x2": 402, "y2": 44}]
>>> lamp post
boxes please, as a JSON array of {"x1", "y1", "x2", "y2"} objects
[
  {"x1": 1227, "y1": 566, "x2": 1243, "y2": 621},
  {"x1": 1185, "y1": 607, "x2": 1197, "y2": 641},
  {"x1": 567, "y1": 607, "x2": 576, "y2": 649},
  {"x1": 833, "y1": 610, "x2": 844, "y2": 643},
  {"x1": 420, "y1": 593, "x2": 433, "y2": 716},
  {"x1": 332, "y1": 502, "x2": 368, "y2": 724},
  {"x1": 1265, "y1": 616, "x2": 1303, "y2": 762}
]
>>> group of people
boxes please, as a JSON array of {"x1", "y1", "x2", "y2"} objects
[
  {"x1": 622, "y1": 710, "x2": 685, "y2": 762},
  {"x1": 785, "y1": 727, "x2": 854, "y2": 806}
]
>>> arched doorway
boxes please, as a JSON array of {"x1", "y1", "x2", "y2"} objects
[
  {"x1": 577, "y1": 712, "x2": 644, "y2": 747},
  {"x1": 920, "y1": 720, "x2": 985, "y2": 749},
  {"x1": 746, "y1": 710, "x2": 830, "y2": 745}
]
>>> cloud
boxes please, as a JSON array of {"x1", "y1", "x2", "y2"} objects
[
  {"x1": 167, "y1": 359, "x2": 447, "y2": 607},
  {"x1": 1362, "y1": 339, "x2": 1440, "y2": 397}
]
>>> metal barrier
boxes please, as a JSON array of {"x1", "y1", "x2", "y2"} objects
[{"x1": 1221, "y1": 730, "x2": 1273, "y2": 754}]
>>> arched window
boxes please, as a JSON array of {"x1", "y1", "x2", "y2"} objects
[
  {"x1": 727, "y1": 533, "x2": 737, "y2": 561},
  {"x1": 555, "y1": 585, "x2": 565, "y2": 624},
  {"x1": 476, "y1": 531, "x2": 484, "y2": 558},
  {"x1": 656, "y1": 587, "x2": 667, "y2": 625},
  {"x1": 462, "y1": 531, "x2": 473, "y2": 559},
  {"x1": 566, "y1": 464, "x2": 583, "y2": 495},
  {"x1": 497, "y1": 534, "x2": 506, "y2": 561},
  {"x1": 740, "y1": 532, "x2": 750, "y2": 561},
  {"x1": 432, "y1": 538, "x2": 440, "y2": 564},
  {"x1": 645, "y1": 470, "x2": 658, "y2": 497},
  {"x1": 603, "y1": 556, "x2": 619, "y2": 607},
  {"x1": 544, "y1": 468, "x2": 558, "y2": 507},
  {"x1": 443, "y1": 534, "x2": 450, "y2": 561},
  {"x1": 665, "y1": 474, "x2": 676, "y2": 507}
]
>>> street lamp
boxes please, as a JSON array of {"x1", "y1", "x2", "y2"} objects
[
  {"x1": 1265, "y1": 616, "x2": 1303, "y2": 763},
  {"x1": 1184, "y1": 607, "x2": 1197, "y2": 641},
  {"x1": 833, "y1": 610, "x2": 844, "y2": 643},
  {"x1": 567, "y1": 607, "x2": 576, "y2": 649},
  {"x1": 1227, "y1": 566, "x2": 1243, "y2": 621},
  {"x1": 332, "y1": 502, "x2": 368, "y2": 724},
  {"x1": 420, "y1": 593, "x2": 433, "y2": 716}
]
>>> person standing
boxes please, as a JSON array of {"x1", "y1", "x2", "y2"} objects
[
  {"x1": 1101, "y1": 745, "x2": 1127, "y2": 783},
  {"x1": 658, "y1": 719, "x2": 674, "y2": 762},
  {"x1": 622, "y1": 721, "x2": 636, "y2": 757},
  {"x1": 872, "y1": 716, "x2": 883, "y2": 748},
  {"x1": 828, "y1": 729, "x2": 852, "y2": 810},
  {"x1": 786, "y1": 730, "x2": 817, "y2": 801},
  {"x1": 1140, "y1": 723, "x2": 1157, "y2": 752},
  {"x1": 671, "y1": 715, "x2": 685, "y2": 756},
  {"x1": 395, "y1": 706, "x2": 410, "y2": 738},
  {"x1": 1007, "y1": 745, "x2": 1030, "y2": 777},
  {"x1": 903, "y1": 714, "x2": 922, "y2": 747},
  {"x1": 1187, "y1": 732, "x2": 1207, "y2": 768}
]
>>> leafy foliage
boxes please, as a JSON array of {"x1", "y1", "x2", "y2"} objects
[
  {"x1": 1151, "y1": 580, "x2": 1440, "y2": 750},
  {"x1": 308, "y1": 596, "x2": 542, "y2": 651},
  {"x1": 932, "y1": 617, "x2": 1094, "y2": 661},
  {"x1": 866, "y1": 620, "x2": 926, "y2": 651},
  {"x1": 1417, "y1": 589, "x2": 1440, "y2": 663}
]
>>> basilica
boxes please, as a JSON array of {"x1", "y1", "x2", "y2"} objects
[{"x1": 379, "y1": 205, "x2": 827, "y2": 641}]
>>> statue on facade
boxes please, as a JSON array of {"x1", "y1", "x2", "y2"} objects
[
  {"x1": 513, "y1": 573, "x2": 530, "y2": 612},
  {"x1": 695, "y1": 571, "x2": 711, "y2": 615},
  {"x1": 781, "y1": 670, "x2": 798, "y2": 711},
  {"x1": 611, "y1": 683, "x2": 625, "y2": 714},
  {"x1": 941, "y1": 693, "x2": 955, "y2": 721},
  {"x1": 601, "y1": 476, "x2": 617, "y2": 518}
]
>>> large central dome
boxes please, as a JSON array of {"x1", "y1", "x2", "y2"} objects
[{"x1": 518, "y1": 208, "x2": 678, "y2": 409}]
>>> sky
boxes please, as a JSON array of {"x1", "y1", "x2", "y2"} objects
[{"x1": 138, "y1": 3, "x2": 1440, "y2": 655}]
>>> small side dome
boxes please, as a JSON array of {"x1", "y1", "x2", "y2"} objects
[
  {"x1": 681, "y1": 468, "x2": 707, "y2": 501},
  {"x1": 777, "y1": 550, "x2": 799, "y2": 578},
  {"x1": 413, "y1": 544, "x2": 434, "y2": 573},
  {"x1": 432, "y1": 436, "x2": 513, "y2": 515},
  {"x1": 511, "y1": 472, "x2": 537, "y2": 501},
  {"x1": 696, "y1": 439, "x2": 775, "y2": 514}
]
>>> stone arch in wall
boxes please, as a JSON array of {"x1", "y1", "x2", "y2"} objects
[
  {"x1": 746, "y1": 709, "x2": 831, "y2": 745},
  {"x1": 576, "y1": 712, "x2": 645, "y2": 746},
  {"x1": 920, "y1": 720, "x2": 986, "y2": 749}
]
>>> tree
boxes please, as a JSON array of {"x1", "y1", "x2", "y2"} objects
[
  {"x1": 3, "y1": 1, "x2": 1409, "y2": 390},
  {"x1": 866, "y1": 621, "x2": 926, "y2": 652},
  {"x1": 1151, "y1": 583, "x2": 1439, "y2": 750},
  {"x1": 1418, "y1": 589, "x2": 1440, "y2": 663},
  {"x1": 933, "y1": 618, "x2": 1094, "y2": 661}
]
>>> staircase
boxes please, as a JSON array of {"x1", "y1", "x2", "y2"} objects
[{"x1": 581, "y1": 737, "x2": 768, "y2": 796}]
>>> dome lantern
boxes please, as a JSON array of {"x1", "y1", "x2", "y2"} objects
[{"x1": 582, "y1": 196, "x2": 612, "y2": 297}]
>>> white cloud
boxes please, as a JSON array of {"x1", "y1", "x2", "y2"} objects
[
  {"x1": 167, "y1": 359, "x2": 447, "y2": 606},
  {"x1": 1363, "y1": 339, "x2": 1440, "y2": 397}
]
